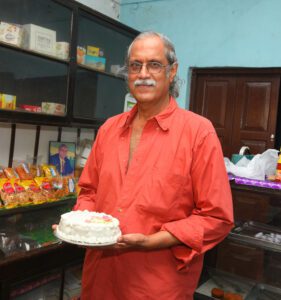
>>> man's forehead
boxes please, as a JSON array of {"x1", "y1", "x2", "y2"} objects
[{"x1": 129, "y1": 36, "x2": 166, "y2": 60}]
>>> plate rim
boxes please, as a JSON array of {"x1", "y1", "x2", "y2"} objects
[{"x1": 54, "y1": 228, "x2": 116, "y2": 246}]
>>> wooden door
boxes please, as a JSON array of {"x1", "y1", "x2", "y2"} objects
[
  {"x1": 190, "y1": 69, "x2": 281, "y2": 157},
  {"x1": 190, "y1": 74, "x2": 237, "y2": 158},
  {"x1": 232, "y1": 75, "x2": 280, "y2": 154}
]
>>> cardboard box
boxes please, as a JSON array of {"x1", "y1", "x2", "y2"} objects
[
  {"x1": 85, "y1": 55, "x2": 106, "y2": 71},
  {"x1": 20, "y1": 104, "x2": 41, "y2": 113},
  {"x1": 56, "y1": 41, "x2": 69, "y2": 60},
  {"x1": 0, "y1": 93, "x2": 16, "y2": 110},
  {"x1": 77, "y1": 46, "x2": 86, "y2": 64},
  {"x1": 41, "y1": 102, "x2": 65, "y2": 116},
  {"x1": 21, "y1": 24, "x2": 56, "y2": 56},
  {"x1": 87, "y1": 45, "x2": 99, "y2": 57},
  {"x1": 0, "y1": 21, "x2": 22, "y2": 46}
]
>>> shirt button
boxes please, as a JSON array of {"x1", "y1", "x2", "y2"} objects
[{"x1": 118, "y1": 208, "x2": 123, "y2": 212}]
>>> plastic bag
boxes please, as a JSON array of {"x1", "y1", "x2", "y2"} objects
[{"x1": 225, "y1": 149, "x2": 279, "y2": 180}]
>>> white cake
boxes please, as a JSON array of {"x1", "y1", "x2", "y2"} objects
[{"x1": 56, "y1": 210, "x2": 121, "y2": 245}]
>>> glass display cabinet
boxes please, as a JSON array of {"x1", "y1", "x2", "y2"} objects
[
  {"x1": 0, "y1": 0, "x2": 138, "y2": 127},
  {"x1": 0, "y1": 0, "x2": 138, "y2": 298},
  {"x1": 195, "y1": 183, "x2": 281, "y2": 300}
]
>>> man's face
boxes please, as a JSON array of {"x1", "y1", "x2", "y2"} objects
[
  {"x1": 128, "y1": 36, "x2": 177, "y2": 105},
  {"x1": 59, "y1": 146, "x2": 68, "y2": 159}
]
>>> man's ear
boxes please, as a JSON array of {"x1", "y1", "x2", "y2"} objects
[{"x1": 169, "y1": 63, "x2": 178, "y2": 83}]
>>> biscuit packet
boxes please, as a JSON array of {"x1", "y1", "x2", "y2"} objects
[
  {"x1": 14, "y1": 162, "x2": 34, "y2": 180},
  {"x1": 42, "y1": 164, "x2": 59, "y2": 178},
  {"x1": 0, "y1": 166, "x2": 6, "y2": 178},
  {"x1": 3, "y1": 167, "x2": 19, "y2": 179},
  {"x1": 34, "y1": 177, "x2": 56, "y2": 201},
  {"x1": 29, "y1": 164, "x2": 43, "y2": 178},
  {"x1": 63, "y1": 176, "x2": 76, "y2": 195},
  {"x1": 13, "y1": 179, "x2": 31, "y2": 206},
  {"x1": 21, "y1": 179, "x2": 48, "y2": 205},
  {"x1": 0, "y1": 178, "x2": 18, "y2": 208}
]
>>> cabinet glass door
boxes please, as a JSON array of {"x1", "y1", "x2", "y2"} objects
[
  {"x1": 73, "y1": 10, "x2": 136, "y2": 120},
  {"x1": 0, "y1": 0, "x2": 72, "y2": 116}
]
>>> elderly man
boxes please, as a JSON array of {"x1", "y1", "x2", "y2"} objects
[{"x1": 74, "y1": 31, "x2": 233, "y2": 299}]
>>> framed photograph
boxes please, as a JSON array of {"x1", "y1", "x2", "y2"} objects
[{"x1": 48, "y1": 141, "x2": 76, "y2": 176}]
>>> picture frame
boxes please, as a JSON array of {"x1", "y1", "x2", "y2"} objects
[{"x1": 48, "y1": 141, "x2": 76, "y2": 176}]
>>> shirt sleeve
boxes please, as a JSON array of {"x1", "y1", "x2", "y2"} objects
[
  {"x1": 161, "y1": 126, "x2": 234, "y2": 270},
  {"x1": 73, "y1": 128, "x2": 104, "y2": 211}
]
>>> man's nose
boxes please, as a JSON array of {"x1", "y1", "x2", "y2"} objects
[{"x1": 138, "y1": 64, "x2": 150, "y2": 78}]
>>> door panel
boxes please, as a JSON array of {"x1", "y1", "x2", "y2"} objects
[
  {"x1": 192, "y1": 75, "x2": 236, "y2": 157},
  {"x1": 232, "y1": 76, "x2": 280, "y2": 154},
  {"x1": 190, "y1": 69, "x2": 280, "y2": 157}
]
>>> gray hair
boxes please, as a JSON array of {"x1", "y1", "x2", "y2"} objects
[{"x1": 123, "y1": 31, "x2": 180, "y2": 98}]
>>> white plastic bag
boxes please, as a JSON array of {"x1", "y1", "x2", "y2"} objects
[{"x1": 225, "y1": 149, "x2": 279, "y2": 180}]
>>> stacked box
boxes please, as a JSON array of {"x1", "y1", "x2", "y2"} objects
[
  {"x1": 0, "y1": 93, "x2": 16, "y2": 110},
  {"x1": 56, "y1": 42, "x2": 69, "y2": 60},
  {"x1": 21, "y1": 24, "x2": 56, "y2": 56},
  {"x1": 41, "y1": 102, "x2": 65, "y2": 116},
  {"x1": 85, "y1": 55, "x2": 106, "y2": 71},
  {"x1": 0, "y1": 21, "x2": 22, "y2": 46},
  {"x1": 77, "y1": 46, "x2": 86, "y2": 64},
  {"x1": 84, "y1": 44, "x2": 106, "y2": 71}
]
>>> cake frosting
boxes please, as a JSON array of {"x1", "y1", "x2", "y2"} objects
[{"x1": 56, "y1": 210, "x2": 121, "y2": 245}]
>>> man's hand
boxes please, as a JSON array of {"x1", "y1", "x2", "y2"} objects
[
  {"x1": 116, "y1": 231, "x2": 181, "y2": 250},
  {"x1": 52, "y1": 224, "x2": 181, "y2": 250}
]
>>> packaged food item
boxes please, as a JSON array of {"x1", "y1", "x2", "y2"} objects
[
  {"x1": 15, "y1": 163, "x2": 33, "y2": 180},
  {"x1": 1, "y1": 94, "x2": 16, "y2": 110},
  {"x1": 21, "y1": 180, "x2": 48, "y2": 204},
  {"x1": 56, "y1": 41, "x2": 69, "y2": 59},
  {"x1": 4, "y1": 167, "x2": 19, "y2": 179},
  {"x1": 0, "y1": 21, "x2": 22, "y2": 46},
  {"x1": 34, "y1": 177, "x2": 56, "y2": 201},
  {"x1": 29, "y1": 164, "x2": 43, "y2": 178},
  {"x1": 13, "y1": 180, "x2": 31, "y2": 206},
  {"x1": 21, "y1": 23, "x2": 56, "y2": 56},
  {"x1": 41, "y1": 102, "x2": 65, "y2": 116},
  {"x1": 0, "y1": 167, "x2": 6, "y2": 178},
  {"x1": 87, "y1": 45, "x2": 100, "y2": 57},
  {"x1": 77, "y1": 46, "x2": 86, "y2": 64},
  {"x1": 0, "y1": 178, "x2": 18, "y2": 208},
  {"x1": 19, "y1": 104, "x2": 41, "y2": 113},
  {"x1": 42, "y1": 164, "x2": 59, "y2": 178},
  {"x1": 85, "y1": 55, "x2": 106, "y2": 71}
]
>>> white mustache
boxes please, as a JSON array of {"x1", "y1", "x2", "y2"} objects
[{"x1": 134, "y1": 79, "x2": 156, "y2": 87}]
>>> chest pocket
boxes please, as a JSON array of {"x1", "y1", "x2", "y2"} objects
[{"x1": 136, "y1": 162, "x2": 187, "y2": 220}]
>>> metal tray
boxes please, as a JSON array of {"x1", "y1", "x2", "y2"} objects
[
  {"x1": 229, "y1": 221, "x2": 281, "y2": 252},
  {"x1": 245, "y1": 283, "x2": 281, "y2": 300},
  {"x1": 196, "y1": 268, "x2": 254, "y2": 299}
]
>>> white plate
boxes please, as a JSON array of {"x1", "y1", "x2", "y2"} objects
[{"x1": 54, "y1": 229, "x2": 116, "y2": 247}]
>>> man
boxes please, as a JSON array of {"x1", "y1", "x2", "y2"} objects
[
  {"x1": 49, "y1": 143, "x2": 74, "y2": 176},
  {"x1": 74, "y1": 31, "x2": 233, "y2": 299}
]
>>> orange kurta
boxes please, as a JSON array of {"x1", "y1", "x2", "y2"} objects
[{"x1": 75, "y1": 98, "x2": 234, "y2": 300}]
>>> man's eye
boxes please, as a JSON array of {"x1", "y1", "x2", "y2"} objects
[
  {"x1": 130, "y1": 63, "x2": 141, "y2": 69},
  {"x1": 149, "y1": 62, "x2": 161, "y2": 69}
]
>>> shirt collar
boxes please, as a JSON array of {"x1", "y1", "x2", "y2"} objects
[{"x1": 119, "y1": 97, "x2": 178, "y2": 132}]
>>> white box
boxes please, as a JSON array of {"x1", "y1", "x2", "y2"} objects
[
  {"x1": 56, "y1": 41, "x2": 69, "y2": 60},
  {"x1": 0, "y1": 21, "x2": 22, "y2": 46},
  {"x1": 22, "y1": 24, "x2": 56, "y2": 56},
  {"x1": 41, "y1": 102, "x2": 65, "y2": 116}
]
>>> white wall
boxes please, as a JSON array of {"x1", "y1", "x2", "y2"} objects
[{"x1": 76, "y1": 0, "x2": 120, "y2": 19}]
